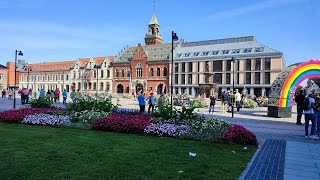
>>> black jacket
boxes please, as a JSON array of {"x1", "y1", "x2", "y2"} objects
[{"x1": 295, "y1": 93, "x2": 305, "y2": 107}]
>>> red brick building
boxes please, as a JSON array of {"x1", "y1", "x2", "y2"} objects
[{"x1": 112, "y1": 13, "x2": 172, "y2": 94}]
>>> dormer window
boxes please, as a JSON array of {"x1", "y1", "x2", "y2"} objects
[
  {"x1": 193, "y1": 52, "x2": 200, "y2": 56},
  {"x1": 243, "y1": 48, "x2": 252, "y2": 53},
  {"x1": 184, "y1": 53, "x2": 191, "y2": 57},
  {"x1": 176, "y1": 54, "x2": 182, "y2": 58},
  {"x1": 255, "y1": 47, "x2": 264, "y2": 52},
  {"x1": 222, "y1": 50, "x2": 229, "y2": 54},
  {"x1": 211, "y1": 51, "x2": 219, "y2": 55},
  {"x1": 231, "y1": 49, "x2": 240, "y2": 54},
  {"x1": 202, "y1": 52, "x2": 209, "y2": 56}
]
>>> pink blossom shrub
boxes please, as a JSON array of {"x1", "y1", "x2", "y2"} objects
[
  {"x1": 222, "y1": 125, "x2": 258, "y2": 145},
  {"x1": 92, "y1": 113, "x2": 151, "y2": 134}
]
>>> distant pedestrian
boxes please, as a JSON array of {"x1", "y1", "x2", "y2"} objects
[
  {"x1": 209, "y1": 95, "x2": 216, "y2": 114},
  {"x1": 137, "y1": 91, "x2": 146, "y2": 113},
  {"x1": 75, "y1": 89, "x2": 81, "y2": 103},
  {"x1": 39, "y1": 89, "x2": 45, "y2": 99},
  {"x1": 304, "y1": 94, "x2": 318, "y2": 139},
  {"x1": 235, "y1": 89, "x2": 241, "y2": 112},
  {"x1": 70, "y1": 90, "x2": 76, "y2": 102},
  {"x1": 54, "y1": 88, "x2": 60, "y2": 102},
  {"x1": 295, "y1": 90, "x2": 305, "y2": 125},
  {"x1": 62, "y1": 89, "x2": 67, "y2": 104},
  {"x1": 146, "y1": 92, "x2": 155, "y2": 114},
  {"x1": 2, "y1": 89, "x2": 5, "y2": 98}
]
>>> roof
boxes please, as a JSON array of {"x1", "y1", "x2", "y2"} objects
[
  {"x1": 174, "y1": 36, "x2": 283, "y2": 60},
  {"x1": 149, "y1": 12, "x2": 159, "y2": 25},
  {"x1": 113, "y1": 43, "x2": 173, "y2": 63},
  {"x1": 19, "y1": 56, "x2": 114, "y2": 72},
  {"x1": 0, "y1": 64, "x2": 7, "y2": 69}
]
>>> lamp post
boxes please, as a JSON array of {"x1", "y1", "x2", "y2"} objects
[
  {"x1": 14, "y1": 50, "x2": 23, "y2": 109},
  {"x1": 230, "y1": 57, "x2": 237, "y2": 118},
  {"x1": 171, "y1": 31, "x2": 179, "y2": 116},
  {"x1": 94, "y1": 64, "x2": 101, "y2": 98},
  {"x1": 24, "y1": 66, "x2": 32, "y2": 90},
  {"x1": 127, "y1": 67, "x2": 132, "y2": 94}
]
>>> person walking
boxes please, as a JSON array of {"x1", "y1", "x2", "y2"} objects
[
  {"x1": 2, "y1": 89, "x2": 5, "y2": 98},
  {"x1": 146, "y1": 92, "x2": 155, "y2": 114},
  {"x1": 221, "y1": 91, "x2": 226, "y2": 113},
  {"x1": 62, "y1": 89, "x2": 67, "y2": 104},
  {"x1": 209, "y1": 95, "x2": 216, "y2": 114},
  {"x1": 235, "y1": 89, "x2": 241, "y2": 112},
  {"x1": 8, "y1": 89, "x2": 13, "y2": 100},
  {"x1": 75, "y1": 89, "x2": 81, "y2": 103},
  {"x1": 313, "y1": 97, "x2": 320, "y2": 138},
  {"x1": 137, "y1": 91, "x2": 146, "y2": 113},
  {"x1": 295, "y1": 90, "x2": 305, "y2": 125},
  {"x1": 70, "y1": 90, "x2": 76, "y2": 102},
  {"x1": 54, "y1": 88, "x2": 60, "y2": 103},
  {"x1": 304, "y1": 94, "x2": 318, "y2": 139},
  {"x1": 50, "y1": 90, "x2": 55, "y2": 103},
  {"x1": 39, "y1": 89, "x2": 46, "y2": 99}
]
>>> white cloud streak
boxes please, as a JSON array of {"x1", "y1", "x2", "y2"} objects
[{"x1": 204, "y1": 0, "x2": 309, "y2": 21}]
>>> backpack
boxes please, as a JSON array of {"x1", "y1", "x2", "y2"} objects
[{"x1": 301, "y1": 97, "x2": 310, "y2": 110}]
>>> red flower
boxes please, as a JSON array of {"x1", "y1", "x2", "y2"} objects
[{"x1": 222, "y1": 125, "x2": 258, "y2": 145}]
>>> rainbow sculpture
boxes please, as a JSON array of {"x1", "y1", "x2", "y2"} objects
[{"x1": 279, "y1": 59, "x2": 320, "y2": 107}]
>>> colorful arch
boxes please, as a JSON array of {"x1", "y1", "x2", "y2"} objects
[{"x1": 279, "y1": 59, "x2": 320, "y2": 107}]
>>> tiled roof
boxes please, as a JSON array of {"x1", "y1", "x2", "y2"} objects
[
  {"x1": 174, "y1": 36, "x2": 282, "y2": 60},
  {"x1": 0, "y1": 64, "x2": 7, "y2": 69},
  {"x1": 113, "y1": 43, "x2": 172, "y2": 63}
]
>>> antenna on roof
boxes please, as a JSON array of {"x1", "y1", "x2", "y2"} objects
[{"x1": 154, "y1": 0, "x2": 156, "y2": 12}]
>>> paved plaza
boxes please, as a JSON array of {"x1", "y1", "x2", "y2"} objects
[{"x1": 1, "y1": 97, "x2": 319, "y2": 179}]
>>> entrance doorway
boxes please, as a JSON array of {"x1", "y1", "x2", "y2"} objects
[
  {"x1": 136, "y1": 84, "x2": 143, "y2": 93},
  {"x1": 157, "y1": 84, "x2": 167, "y2": 94},
  {"x1": 117, "y1": 84, "x2": 124, "y2": 93}
]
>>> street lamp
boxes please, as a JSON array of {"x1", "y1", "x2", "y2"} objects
[
  {"x1": 14, "y1": 50, "x2": 23, "y2": 109},
  {"x1": 23, "y1": 66, "x2": 32, "y2": 90},
  {"x1": 230, "y1": 57, "x2": 237, "y2": 118},
  {"x1": 127, "y1": 67, "x2": 132, "y2": 94},
  {"x1": 94, "y1": 64, "x2": 101, "y2": 98},
  {"x1": 171, "y1": 31, "x2": 179, "y2": 116}
]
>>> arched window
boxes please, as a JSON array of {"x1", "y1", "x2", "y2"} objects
[
  {"x1": 100, "y1": 70, "x2": 104, "y2": 78},
  {"x1": 107, "y1": 70, "x2": 110, "y2": 78},
  {"x1": 150, "y1": 68, "x2": 154, "y2": 77},
  {"x1": 116, "y1": 69, "x2": 119, "y2": 77},
  {"x1": 121, "y1": 69, "x2": 125, "y2": 77},
  {"x1": 106, "y1": 82, "x2": 110, "y2": 91},
  {"x1": 157, "y1": 67, "x2": 160, "y2": 77},
  {"x1": 93, "y1": 71, "x2": 97, "y2": 78},
  {"x1": 163, "y1": 67, "x2": 168, "y2": 77},
  {"x1": 100, "y1": 82, "x2": 104, "y2": 90},
  {"x1": 136, "y1": 64, "x2": 142, "y2": 77},
  {"x1": 73, "y1": 72, "x2": 76, "y2": 79},
  {"x1": 93, "y1": 82, "x2": 97, "y2": 90},
  {"x1": 127, "y1": 68, "x2": 131, "y2": 77}
]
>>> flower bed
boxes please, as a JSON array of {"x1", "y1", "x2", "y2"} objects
[
  {"x1": 0, "y1": 108, "x2": 66, "y2": 123},
  {"x1": 92, "y1": 113, "x2": 151, "y2": 134},
  {"x1": 144, "y1": 123, "x2": 188, "y2": 137},
  {"x1": 223, "y1": 125, "x2": 258, "y2": 145},
  {"x1": 22, "y1": 114, "x2": 71, "y2": 126}
]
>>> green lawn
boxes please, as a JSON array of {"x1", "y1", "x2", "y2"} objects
[{"x1": 0, "y1": 122, "x2": 256, "y2": 180}]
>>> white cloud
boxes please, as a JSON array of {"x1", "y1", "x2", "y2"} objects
[{"x1": 203, "y1": 0, "x2": 309, "y2": 21}]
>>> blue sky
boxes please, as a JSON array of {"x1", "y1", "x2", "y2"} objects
[{"x1": 0, "y1": 0, "x2": 319, "y2": 66}]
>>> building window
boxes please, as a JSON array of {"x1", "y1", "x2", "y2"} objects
[
  {"x1": 226, "y1": 73, "x2": 231, "y2": 84},
  {"x1": 73, "y1": 72, "x2": 76, "y2": 79},
  {"x1": 175, "y1": 63, "x2": 179, "y2": 73},
  {"x1": 255, "y1": 47, "x2": 264, "y2": 52},
  {"x1": 213, "y1": 73, "x2": 222, "y2": 84},
  {"x1": 193, "y1": 52, "x2": 200, "y2": 56},
  {"x1": 106, "y1": 83, "x2": 110, "y2": 91},
  {"x1": 222, "y1": 50, "x2": 229, "y2": 54},
  {"x1": 136, "y1": 64, "x2": 142, "y2": 77},
  {"x1": 243, "y1": 48, "x2": 252, "y2": 53},
  {"x1": 202, "y1": 52, "x2": 209, "y2": 56},
  {"x1": 189, "y1": 88, "x2": 192, "y2": 95},
  {"x1": 237, "y1": 61, "x2": 240, "y2": 71},
  {"x1": 255, "y1": 58, "x2": 261, "y2": 70},
  {"x1": 94, "y1": 71, "x2": 97, "y2": 78},
  {"x1": 211, "y1": 51, "x2": 219, "y2": 55},
  {"x1": 246, "y1": 59, "x2": 251, "y2": 71},
  {"x1": 93, "y1": 83, "x2": 96, "y2": 90},
  {"x1": 255, "y1": 72, "x2": 260, "y2": 84},
  {"x1": 246, "y1": 72, "x2": 251, "y2": 84},
  {"x1": 181, "y1": 74, "x2": 185, "y2": 84},
  {"x1": 78, "y1": 72, "x2": 81, "y2": 79},
  {"x1": 150, "y1": 68, "x2": 154, "y2": 77},
  {"x1": 66, "y1": 75, "x2": 69, "y2": 81},
  {"x1": 163, "y1": 67, "x2": 167, "y2": 76},
  {"x1": 157, "y1": 67, "x2": 160, "y2": 77},
  {"x1": 183, "y1": 53, "x2": 190, "y2": 57},
  {"x1": 188, "y1": 62, "x2": 193, "y2": 72},
  {"x1": 265, "y1": 72, "x2": 270, "y2": 84},
  {"x1": 175, "y1": 54, "x2": 182, "y2": 57},
  {"x1": 107, "y1": 70, "x2": 110, "y2": 78},
  {"x1": 175, "y1": 74, "x2": 178, "y2": 84},
  {"x1": 61, "y1": 75, "x2": 64, "y2": 81},
  {"x1": 181, "y1": 88, "x2": 186, "y2": 94},
  {"x1": 121, "y1": 69, "x2": 125, "y2": 77},
  {"x1": 226, "y1": 61, "x2": 231, "y2": 71},
  {"x1": 213, "y1": 60, "x2": 222, "y2": 71},
  {"x1": 0, "y1": 74, "x2": 3, "y2": 80},
  {"x1": 116, "y1": 69, "x2": 119, "y2": 77},
  {"x1": 127, "y1": 69, "x2": 130, "y2": 77},
  {"x1": 100, "y1": 70, "x2": 104, "y2": 78},
  {"x1": 237, "y1": 73, "x2": 240, "y2": 84},
  {"x1": 231, "y1": 49, "x2": 240, "y2": 54},
  {"x1": 182, "y1": 62, "x2": 185, "y2": 72},
  {"x1": 188, "y1": 74, "x2": 192, "y2": 84},
  {"x1": 265, "y1": 58, "x2": 271, "y2": 70},
  {"x1": 100, "y1": 82, "x2": 104, "y2": 90}
]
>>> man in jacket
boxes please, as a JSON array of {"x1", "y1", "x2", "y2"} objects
[{"x1": 295, "y1": 90, "x2": 305, "y2": 125}]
